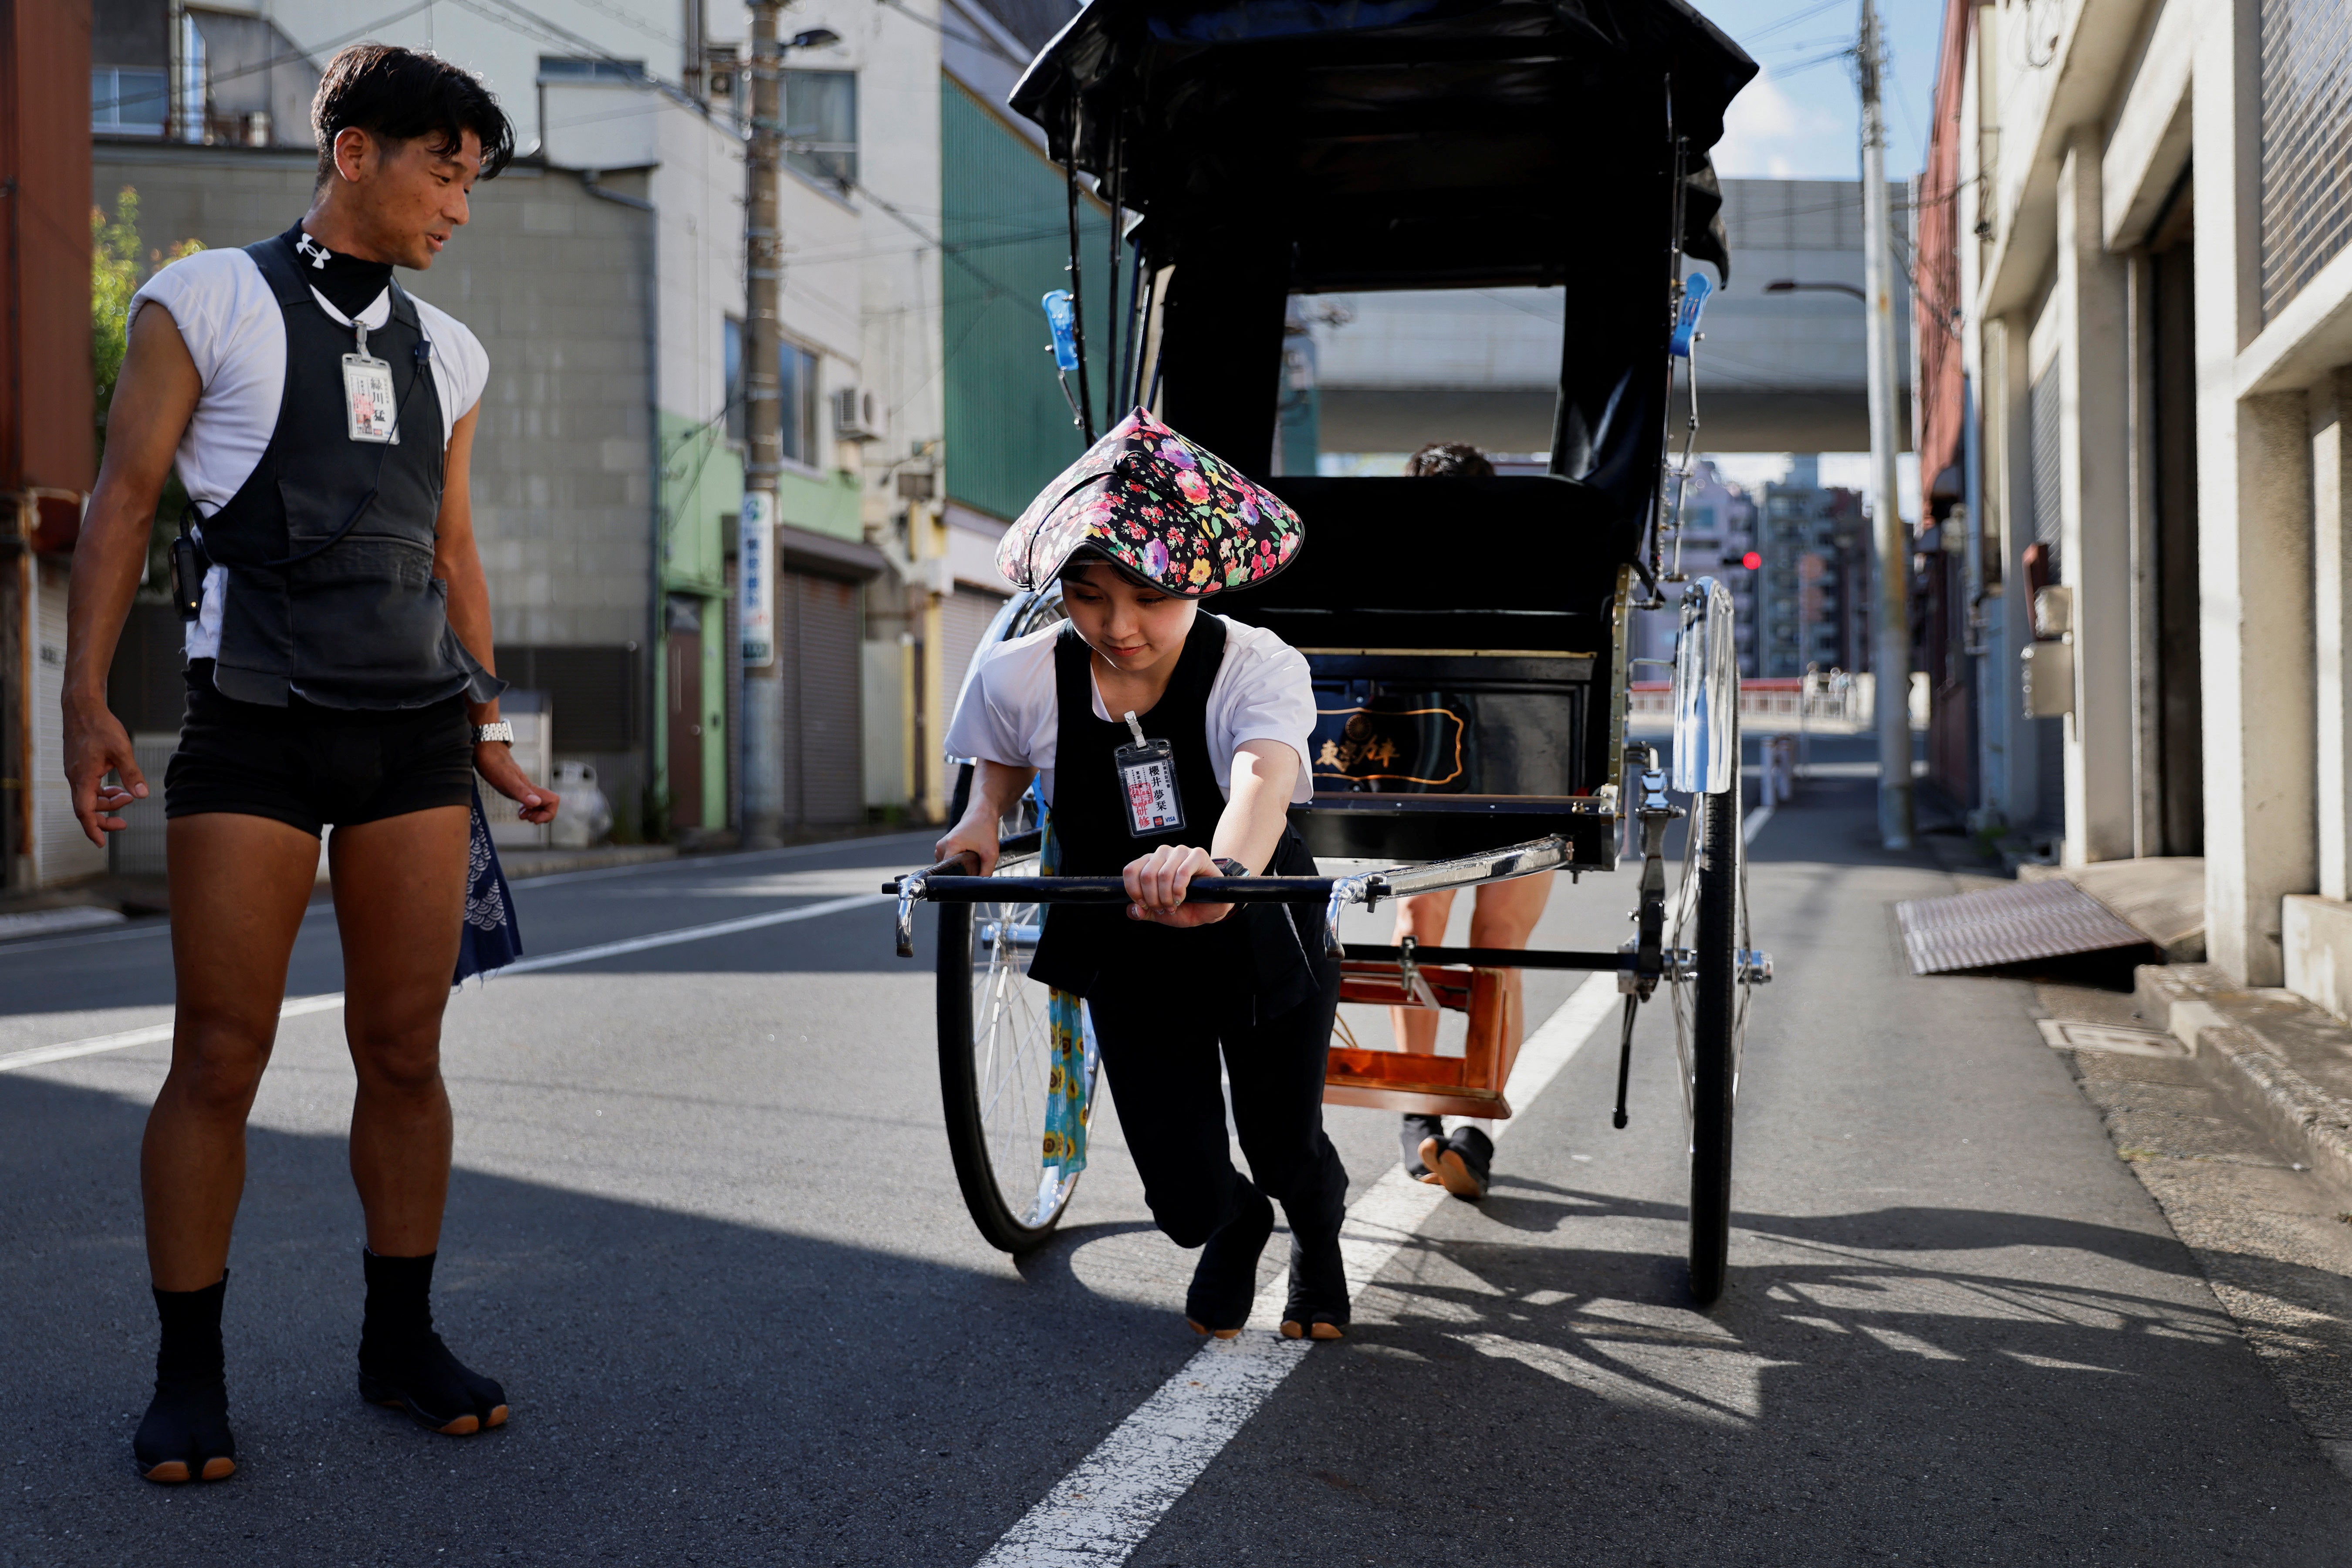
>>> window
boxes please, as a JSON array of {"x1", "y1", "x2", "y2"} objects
[
  {"x1": 783, "y1": 70, "x2": 857, "y2": 186},
  {"x1": 92, "y1": 67, "x2": 169, "y2": 135},
  {"x1": 538, "y1": 55, "x2": 647, "y2": 82},
  {"x1": 778, "y1": 342, "x2": 821, "y2": 467},
  {"x1": 724, "y1": 317, "x2": 745, "y2": 443}
]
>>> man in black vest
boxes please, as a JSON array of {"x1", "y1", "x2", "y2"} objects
[{"x1": 63, "y1": 45, "x2": 558, "y2": 1483}]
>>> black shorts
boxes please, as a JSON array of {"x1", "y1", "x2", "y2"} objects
[{"x1": 164, "y1": 663, "x2": 475, "y2": 838}]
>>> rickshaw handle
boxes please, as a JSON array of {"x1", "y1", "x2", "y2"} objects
[{"x1": 886, "y1": 836, "x2": 1572, "y2": 960}]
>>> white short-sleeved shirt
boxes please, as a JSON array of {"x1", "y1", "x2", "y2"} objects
[
  {"x1": 943, "y1": 615, "x2": 1318, "y2": 808},
  {"x1": 128, "y1": 246, "x2": 490, "y2": 658}
]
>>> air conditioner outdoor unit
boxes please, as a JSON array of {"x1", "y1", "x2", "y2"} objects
[{"x1": 832, "y1": 386, "x2": 888, "y2": 443}]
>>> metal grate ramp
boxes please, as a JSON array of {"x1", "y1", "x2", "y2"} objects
[{"x1": 1895, "y1": 879, "x2": 2154, "y2": 976}]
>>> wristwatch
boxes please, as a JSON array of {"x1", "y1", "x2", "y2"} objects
[
  {"x1": 473, "y1": 721, "x2": 515, "y2": 745},
  {"x1": 1212, "y1": 857, "x2": 1250, "y2": 878}
]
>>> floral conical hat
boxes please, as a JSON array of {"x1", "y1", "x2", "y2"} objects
[{"x1": 996, "y1": 407, "x2": 1304, "y2": 598}]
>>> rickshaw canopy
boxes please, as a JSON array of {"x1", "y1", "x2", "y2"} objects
[{"x1": 1010, "y1": 0, "x2": 1757, "y2": 292}]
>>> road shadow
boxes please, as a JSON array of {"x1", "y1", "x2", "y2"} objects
[
  {"x1": 0, "y1": 1071, "x2": 1184, "y2": 1565},
  {"x1": 1150, "y1": 1189, "x2": 2352, "y2": 1565}
]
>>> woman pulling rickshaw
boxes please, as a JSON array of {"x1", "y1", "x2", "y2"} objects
[{"x1": 935, "y1": 409, "x2": 1356, "y2": 1341}]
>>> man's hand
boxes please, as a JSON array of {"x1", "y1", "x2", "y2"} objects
[
  {"x1": 1123, "y1": 844, "x2": 1234, "y2": 927},
  {"x1": 65, "y1": 697, "x2": 148, "y2": 847},
  {"x1": 475, "y1": 743, "x2": 559, "y2": 824}
]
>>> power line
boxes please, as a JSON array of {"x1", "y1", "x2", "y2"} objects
[{"x1": 91, "y1": 0, "x2": 437, "y2": 113}]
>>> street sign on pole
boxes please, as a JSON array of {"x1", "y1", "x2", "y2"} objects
[
  {"x1": 740, "y1": 490, "x2": 775, "y2": 668},
  {"x1": 739, "y1": 0, "x2": 786, "y2": 845}
]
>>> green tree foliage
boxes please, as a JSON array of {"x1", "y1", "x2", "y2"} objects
[
  {"x1": 91, "y1": 186, "x2": 204, "y2": 459},
  {"x1": 90, "y1": 187, "x2": 203, "y2": 591}
]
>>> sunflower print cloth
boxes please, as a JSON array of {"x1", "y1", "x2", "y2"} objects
[
  {"x1": 1038, "y1": 811, "x2": 1091, "y2": 1176},
  {"x1": 997, "y1": 406, "x2": 1304, "y2": 598}
]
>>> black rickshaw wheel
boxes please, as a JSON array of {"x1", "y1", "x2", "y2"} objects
[
  {"x1": 1683, "y1": 764, "x2": 1741, "y2": 1304},
  {"x1": 936, "y1": 767, "x2": 1096, "y2": 1254}
]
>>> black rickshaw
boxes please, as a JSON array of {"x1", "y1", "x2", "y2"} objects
[{"x1": 886, "y1": 0, "x2": 1766, "y2": 1303}]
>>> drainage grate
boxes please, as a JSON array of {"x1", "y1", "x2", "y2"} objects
[{"x1": 1895, "y1": 880, "x2": 2153, "y2": 975}]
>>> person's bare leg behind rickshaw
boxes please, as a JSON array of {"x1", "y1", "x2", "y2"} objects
[
  {"x1": 1383, "y1": 439, "x2": 1554, "y2": 1200},
  {"x1": 1389, "y1": 874, "x2": 1555, "y2": 1199}
]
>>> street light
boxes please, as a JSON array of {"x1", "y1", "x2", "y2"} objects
[
  {"x1": 787, "y1": 28, "x2": 840, "y2": 48},
  {"x1": 1764, "y1": 279, "x2": 1869, "y2": 301}
]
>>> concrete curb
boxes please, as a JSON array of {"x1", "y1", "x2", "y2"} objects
[{"x1": 2137, "y1": 964, "x2": 2352, "y2": 1201}]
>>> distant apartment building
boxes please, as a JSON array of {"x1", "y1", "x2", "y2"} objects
[
  {"x1": 1627, "y1": 460, "x2": 1761, "y2": 677},
  {"x1": 1754, "y1": 459, "x2": 1870, "y2": 679}
]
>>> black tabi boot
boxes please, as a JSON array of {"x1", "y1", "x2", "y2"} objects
[
  {"x1": 1280, "y1": 1231, "x2": 1351, "y2": 1342},
  {"x1": 133, "y1": 1273, "x2": 237, "y2": 1483},
  {"x1": 1184, "y1": 1181, "x2": 1275, "y2": 1338},
  {"x1": 1399, "y1": 1113, "x2": 1445, "y2": 1179},
  {"x1": 356, "y1": 1250, "x2": 510, "y2": 1436},
  {"x1": 1429, "y1": 1124, "x2": 1494, "y2": 1202}
]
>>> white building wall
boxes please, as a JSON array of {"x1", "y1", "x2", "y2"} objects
[
  {"x1": 250, "y1": 0, "x2": 692, "y2": 150},
  {"x1": 1958, "y1": 0, "x2": 2352, "y2": 985}
]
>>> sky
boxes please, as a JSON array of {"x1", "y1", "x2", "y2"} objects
[
  {"x1": 1702, "y1": 0, "x2": 1946, "y2": 183},
  {"x1": 1696, "y1": 1, "x2": 1942, "y2": 493}
]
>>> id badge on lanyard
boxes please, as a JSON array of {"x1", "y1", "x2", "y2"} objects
[
  {"x1": 343, "y1": 321, "x2": 400, "y2": 444},
  {"x1": 1113, "y1": 711, "x2": 1185, "y2": 837}
]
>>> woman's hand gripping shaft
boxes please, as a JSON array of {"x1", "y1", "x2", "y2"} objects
[
  {"x1": 935, "y1": 760, "x2": 1038, "y2": 879},
  {"x1": 1122, "y1": 738, "x2": 1298, "y2": 927}
]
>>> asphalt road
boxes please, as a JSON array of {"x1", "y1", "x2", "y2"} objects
[{"x1": 4, "y1": 744, "x2": 2348, "y2": 1565}]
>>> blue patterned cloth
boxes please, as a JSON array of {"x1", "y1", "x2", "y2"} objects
[
  {"x1": 1038, "y1": 812, "x2": 1090, "y2": 1176},
  {"x1": 453, "y1": 783, "x2": 523, "y2": 985}
]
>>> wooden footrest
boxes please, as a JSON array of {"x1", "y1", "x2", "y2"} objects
[{"x1": 1326, "y1": 965, "x2": 1521, "y2": 1119}]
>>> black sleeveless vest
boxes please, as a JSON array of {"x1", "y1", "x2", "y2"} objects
[
  {"x1": 193, "y1": 232, "x2": 501, "y2": 711},
  {"x1": 1026, "y1": 615, "x2": 1326, "y2": 1016}
]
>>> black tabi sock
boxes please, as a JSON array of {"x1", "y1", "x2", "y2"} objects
[
  {"x1": 134, "y1": 1272, "x2": 235, "y2": 1477},
  {"x1": 155, "y1": 1272, "x2": 228, "y2": 1382},
  {"x1": 358, "y1": 1249, "x2": 508, "y2": 1431},
  {"x1": 1185, "y1": 1180, "x2": 1274, "y2": 1334},
  {"x1": 361, "y1": 1247, "x2": 437, "y2": 1357}
]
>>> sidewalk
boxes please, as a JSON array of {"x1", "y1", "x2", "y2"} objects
[{"x1": 2135, "y1": 963, "x2": 2352, "y2": 1203}]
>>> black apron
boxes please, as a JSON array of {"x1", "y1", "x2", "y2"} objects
[
  {"x1": 192, "y1": 232, "x2": 501, "y2": 711},
  {"x1": 1026, "y1": 615, "x2": 1326, "y2": 1017}
]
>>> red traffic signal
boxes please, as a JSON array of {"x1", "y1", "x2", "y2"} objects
[{"x1": 1740, "y1": 550, "x2": 1761, "y2": 570}]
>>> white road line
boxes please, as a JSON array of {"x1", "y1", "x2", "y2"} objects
[
  {"x1": 491, "y1": 892, "x2": 885, "y2": 973},
  {"x1": 0, "y1": 893, "x2": 891, "y2": 1075},
  {"x1": 511, "y1": 831, "x2": 937, "y2": 888},
  {"x1": 0, "y1": 838, "x2": 933, "y2": 957},
  {"x1": 0, "y1": 994, "x2": 350, "y2": 1075},
  {"x1": 975, "y1": 972, "x2": 1623, "y2": 1568},
  {"x1": 1742, "y1": 801, "x2": 1774, "y2": 845}
]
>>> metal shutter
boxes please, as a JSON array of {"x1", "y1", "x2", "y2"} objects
[
  {"x1": 2028, "y1": 365, "x2": 2063, "y2": 580},
  {"x1": 940, "y1": 587, "x2": 1009, "y2": 723},
  {"x1": 781, "y1": 571, "x2": 865, "y2": 826}
]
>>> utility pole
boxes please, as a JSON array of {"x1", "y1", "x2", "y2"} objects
[
  {"x1": 739, "y1": 0, "x2": 785, "y2": 848},
  {"x1": 1859, "y1": 0, "x2": 1913, "y2": 848}
]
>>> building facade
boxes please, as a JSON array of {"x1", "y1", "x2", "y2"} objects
[
  {"x1": 1924, "y1": 0, "x2": 2352, "y2": 995},
  {"x1": 4, "y1": 2, "x2": 101, "y2": 890},
  {"x1": 84, "y1": 0, "x2": 886, "y2": 843}
]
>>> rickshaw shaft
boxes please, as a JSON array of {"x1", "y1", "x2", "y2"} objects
[{"x1": 1341, "y1": 943, "x2": 1625, "y2": 972}]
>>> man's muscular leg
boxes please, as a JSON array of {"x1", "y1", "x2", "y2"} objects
[
  {"x1": 331, "y1": 805, "x2": 507, "y2": 1434},
  {"x1": 135, "y1": 813, "x2": 321, "y2": 1481}
]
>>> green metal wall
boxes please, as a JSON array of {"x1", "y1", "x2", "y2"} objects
[{"x1": 940, "y1": 77, "x2": 1115, "y2": 523}]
